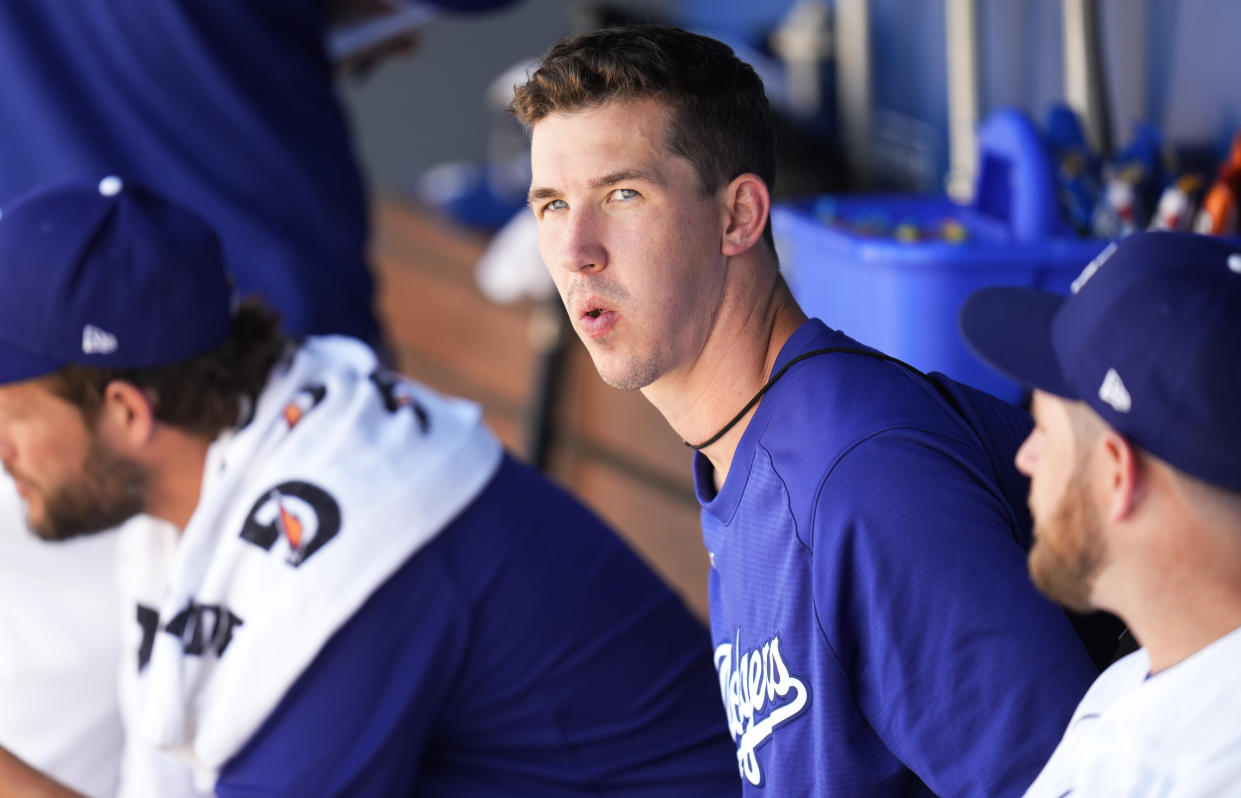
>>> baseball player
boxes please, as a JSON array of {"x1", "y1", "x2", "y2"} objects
[
  {"x1": 0, "y1": 3, "x2": 517, "y2": 791},
  {"x1": 961, "y1": 231, "x2": 1241, "y2": 796},
  {"x1": 514, "y1": 25, "x2": 1121, "y2": 796},
  {"x1": 0, "y1": 178, "x2": 739, "y2": 797}
]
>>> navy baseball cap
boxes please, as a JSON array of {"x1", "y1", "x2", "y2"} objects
[
  {"x1": 960, "y1": 230, "x2": 1241, "y2": 492},
  {"x1": 0, "y1": 177, "x2": 235, "y2": 385}
]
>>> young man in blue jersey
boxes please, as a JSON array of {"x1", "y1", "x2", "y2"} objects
[
  {"x1": 515, "y1": 25, "x2": 1117, "y2": 796},
  {"x1": 0, "y1": 178, "x2": 738, "y2": 797}
]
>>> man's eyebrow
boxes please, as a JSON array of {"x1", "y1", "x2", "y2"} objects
[
  {"x1": 527, "y1": 185, "x2": 560, "y2": 206},
  {"x1": 589, "y1": 169, "x2": 658, "y2": 189},
  {"x1": 527, "y1": 169, "x2": 660, "y2": 207}
]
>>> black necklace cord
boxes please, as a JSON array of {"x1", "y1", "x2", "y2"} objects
[{"x1": 683, "y1": 347, "x2": 929, "y2": 450}]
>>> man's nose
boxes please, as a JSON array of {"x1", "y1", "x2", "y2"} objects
[
  {"x1": 556, "y1": 208, "x2": 607, "y2": 275},
  {"x1": 1014, "y1": 432, "x2": 1040, "y2": 477}
]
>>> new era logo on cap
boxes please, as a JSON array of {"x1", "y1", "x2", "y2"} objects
[
  {"x1": 1098, "y1": 368, "x2": 1131, "y2": 413},
  {"x1": 82, "y1": 324, "x2": 118, "y2": 355}
]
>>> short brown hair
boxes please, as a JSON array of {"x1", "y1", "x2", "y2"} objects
[
  {"x1": 47, "y1": 299, "x2": 287, "y2": 439},
  {"x1": 512, "y1": 25, "x2": 776, "y2": 248}
]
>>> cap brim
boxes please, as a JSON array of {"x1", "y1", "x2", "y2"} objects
[{"x1": 959, "y1": 286, "x2": 1075, "y2": 398}]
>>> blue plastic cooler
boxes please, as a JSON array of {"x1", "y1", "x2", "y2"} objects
[{"x1": 774, "y1": 110, "x2": 1113, "y2": 403}]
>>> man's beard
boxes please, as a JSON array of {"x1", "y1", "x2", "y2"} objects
[
  {"x1": 30, "y1": 435, "x2": 147, "y2": 542},
  {"x1": 1029, "y1": 468, "x2": 1106, "y2": 613}
]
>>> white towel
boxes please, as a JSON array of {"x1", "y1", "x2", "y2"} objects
[{"x1": 116, "y1": 336, "x2": 502, "y2": 792}]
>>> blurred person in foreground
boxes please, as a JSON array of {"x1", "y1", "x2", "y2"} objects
[
  {"x1": 961, "y1": 230, "x2": 1241, "y2": 796},
  {"x1": 0, "y1": 0, "x2": 516, "y2": 340},
  {"x1": 0, "y1": 178, "x2": 738, "y2": 797},
  {"x1": 0, "y1": 2, "x2": 514, "y2": 793},
  {"x1": 514, "y1": 24, "x2": 1121, "y2": 797}
]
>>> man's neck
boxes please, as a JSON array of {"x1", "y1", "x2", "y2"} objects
[
  {"x1": 641, "y1": 263, "x2": 807, "y2": 490},
  {"x1": 143, "y1": 428, "x2": 212, "y2": 531},
  {"x1": 1111, "y1": 537, "x2": 1241, "y2": 674},
  {"x1": 1133, "y1": 597, "x2": 1241, "y2": 675}
]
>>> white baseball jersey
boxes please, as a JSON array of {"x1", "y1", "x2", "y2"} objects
[
  {"x1": 1024, "y1": 623, "x2": 1241, "y2": 797},
  {"x1": 0, "y1": 475, "x2": 124, "y2": 798}
]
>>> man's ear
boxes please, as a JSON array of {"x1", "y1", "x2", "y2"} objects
[
  {"x1": 1099, "y1": 429, "x2": 1142, "y2": 523},
  {"x1": 96, "y1": 380, "x2": 157, "y2": 453},
  {"x1": 721, "y1": 173, "x2": 771, "y2": 257}
]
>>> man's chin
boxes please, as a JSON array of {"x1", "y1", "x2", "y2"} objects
[
  {"x1": 593, "y1": 366, "x2": 641, "y2": 392},
  {"x1": 598, "y1": 372, "x2": 650, "y2": 392},
  {"x1": 27, "y1": 521, "x2": 107, "y2": 543},
  {"x1": 591, "y1": 353, "x2": 662, "y2": 392},
  {"x1": 26, "y1": 506, "x2": 132, "y2": 543},
  {"x1": 1028, "y1": 539, "x2": 1098, "y2": 614}
]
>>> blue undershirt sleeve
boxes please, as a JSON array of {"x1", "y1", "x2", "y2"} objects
[
  {"x1": 810, "y1": 428, "x2": 1097, "y2": 797},
  {"x1": 214, "y1": 545, "x2": 468, "y2": 798}
]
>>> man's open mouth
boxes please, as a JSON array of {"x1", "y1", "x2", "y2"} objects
[{"x1": 578, "y1": 305, "x2": 618, "y2": 337}]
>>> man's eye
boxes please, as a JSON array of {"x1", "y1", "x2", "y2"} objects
[
  {"x1": 544, "y1": 198, "x2": 568, "y2": 212},
  {"x1": 609, "y1": 188, "x2": 639, "y2": 201}
]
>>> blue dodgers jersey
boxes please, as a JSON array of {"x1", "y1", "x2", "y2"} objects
[
  {"x1": 217, "y1": 455, "x2": 739, "y2": 797},
  {"x1": 0, "y1": 1, "x2": 375, "y2": 339},
  {"x1": 696, "y1": 320, "x2": 1101, "y2": 796}
]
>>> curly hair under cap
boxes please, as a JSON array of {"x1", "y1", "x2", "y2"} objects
[{"x1": 46, "y1": 299, "x2": 288, "y2": 439}]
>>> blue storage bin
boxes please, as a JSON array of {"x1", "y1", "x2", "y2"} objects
[
  {"x1": 773, "y1": 109, "x2": 1114, "y2": 404},
  {"x1": 774, "y1": 198, "x2": 1110, "y2": 403}
]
